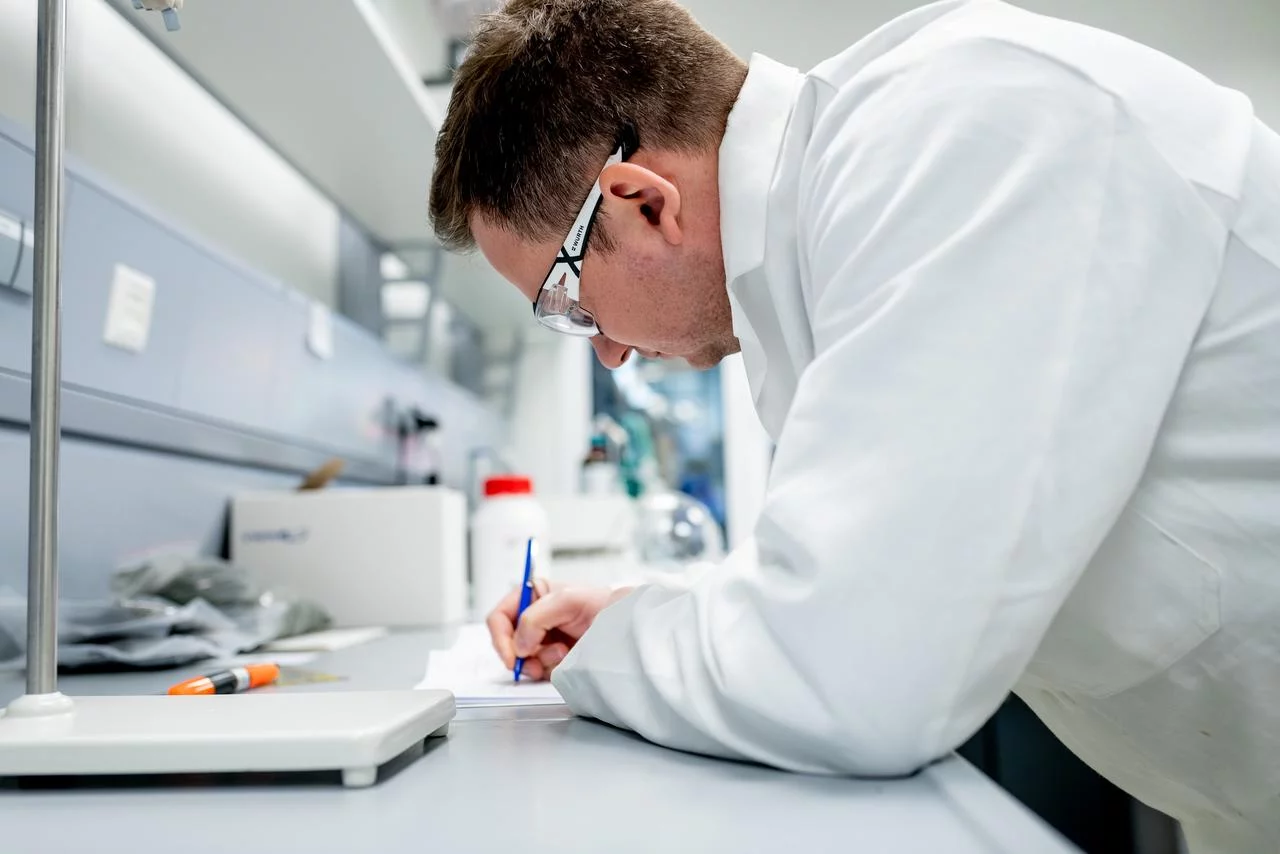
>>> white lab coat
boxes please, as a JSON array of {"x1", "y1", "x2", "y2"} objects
[{"x1": 551, "y1": 2, "x2": 1280, "y2": 849}]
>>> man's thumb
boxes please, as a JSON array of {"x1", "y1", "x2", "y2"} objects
[{"x1": 513, "y1": 592, "x2": 575, "y2": 657}]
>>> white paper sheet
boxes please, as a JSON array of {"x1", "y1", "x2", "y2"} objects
[{"x1": 416, "y1": 624, "x2": 563, "y2": 706}]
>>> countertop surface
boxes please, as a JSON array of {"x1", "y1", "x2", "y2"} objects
[{"x1": 0, "y1": 631, "x2": 1078, "y2": 854}]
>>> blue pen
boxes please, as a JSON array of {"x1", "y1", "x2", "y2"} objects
[{"x1": 512, "y1": 537, "x2": 536, "y2": 682}]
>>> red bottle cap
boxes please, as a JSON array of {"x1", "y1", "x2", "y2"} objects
[{"x1": 484, "y1": 475, "x2": 534, "y2": 497}]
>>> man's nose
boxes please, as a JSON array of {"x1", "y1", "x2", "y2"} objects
[{"x1": 590, "y1": 336, "x2": 632, "y2": 369}]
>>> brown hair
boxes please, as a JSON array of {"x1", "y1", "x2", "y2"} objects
[{"x1": 429, "y1": 0, "x2": 746, "y2": 253}]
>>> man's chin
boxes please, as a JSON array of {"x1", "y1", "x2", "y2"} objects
[{"x1": 684, "y1": 339, "x2": 741, "y2": 371}]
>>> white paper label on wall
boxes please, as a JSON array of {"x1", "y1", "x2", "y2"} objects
[
  {"x1": 307, "y1": 302, "x2": 334, "y2": 360},
  {"x1": 103, "y1": 263, "x2": 157, "y2": 354},
  {"x1": 0, "y1": 210, "x2": 21, "y2": 244}
]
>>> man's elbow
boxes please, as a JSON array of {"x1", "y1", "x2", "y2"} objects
[
  {"x1": 832, "y1": 742, "x2": 945, "y2": 778},
  {"x1": 818, "y1": 712, "x2": 957, "y2": 778}
]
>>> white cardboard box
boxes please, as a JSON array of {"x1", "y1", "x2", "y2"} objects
[
  {"x1": 231, "y1": 486, "x2": 467, "y2": 627},
  {"x1": 541, "y1": 495, "x2": 636, "y2": 554}
]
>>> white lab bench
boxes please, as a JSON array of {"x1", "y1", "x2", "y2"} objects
[{"x1": 0, "y1": 631, "x2": 1079, "y2": 854}]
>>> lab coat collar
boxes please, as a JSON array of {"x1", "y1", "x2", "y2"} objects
[{"x1": 718, "y1": 54, "x2": 806, "y2": 283}]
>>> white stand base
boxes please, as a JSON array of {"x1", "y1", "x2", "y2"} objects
[{"x1": 0, "y1": 690, "x2": 455, "y2": 787}]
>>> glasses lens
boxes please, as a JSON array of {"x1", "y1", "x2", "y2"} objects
[{"x1": 535, "y1": 279, "x2": 598, "y2": 337}]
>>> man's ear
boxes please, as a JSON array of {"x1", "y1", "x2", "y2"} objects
[{"x1": 600, "y1": 162, "x2": 683, "y2": 246}]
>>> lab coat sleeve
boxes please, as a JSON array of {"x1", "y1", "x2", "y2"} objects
[{"x1": 552, "y1": 50, "x2": 1216, "y2": 775}]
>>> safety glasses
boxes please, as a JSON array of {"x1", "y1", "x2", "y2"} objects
[{"x1": 532, "y1": 129, "x2": 637, "y2": 337}]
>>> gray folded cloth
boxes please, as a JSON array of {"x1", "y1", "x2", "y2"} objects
[{"x1": 0, "y1": 553, "x2": 330, "y2": 672}]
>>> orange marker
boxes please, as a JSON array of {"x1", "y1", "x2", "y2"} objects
[{"x1": 168, "y1": 663, "x2": 280, "y2": 696}]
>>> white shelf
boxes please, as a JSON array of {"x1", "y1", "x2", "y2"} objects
[{"x1": 108, "y1": 0, "x2": 446, "y2": 246}]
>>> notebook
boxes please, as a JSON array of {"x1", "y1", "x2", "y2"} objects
[{"x1": 417, "y1": 624, "x2": 564, "y2": 707}]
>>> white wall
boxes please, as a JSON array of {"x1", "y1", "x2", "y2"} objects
[
  {"x1": 0, "y1": 0, "x2": 339, "y2": 305},
  {"x1": 506, "y1": 335, "x2": 593, "y2": 498}
]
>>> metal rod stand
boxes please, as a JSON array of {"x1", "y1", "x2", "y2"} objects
[{"x1": 25, "y1": 0, "x2": 68, "y2": 698}]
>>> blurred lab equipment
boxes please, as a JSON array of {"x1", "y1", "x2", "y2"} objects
[
  {"x1": 0, "y1": 591, "x2": 284, "y2": 671},
  {"x1": 130, "y1": 0, "x2": 181, "y2": 31},
  {"x1": 592, "y1": 356, "x2": 730, "y2": 531},
  {"x1": 635, "y1": 490, "x2": 725, "y2": 566},
  {"x1": 541, "y1": 494, "x2": 641, "y2": 588},
  {"x1": 580, "y1": 433, "x2": 622, "y2": 495},
  {"x1": 0, "y1": 551, "x2": 331, "y2": 671},
  {"x1": 298, "y1": 458, "x2": 345, "y2": 491},
  {"x1": 232, "y1": 486, "x2": 468, "y2": 627},
  {"x1": 397, "y1": 407, "x2": 442, "y2": 485},
  {"x1": 470, "y1": 476, "x2": 549, "y2": 619},
  {"x1": 617, "y1": 411, "x2": 660, "y2": 498},
  {"x1": 115, "y1": 550, "x2": 331, "y2": 634}
]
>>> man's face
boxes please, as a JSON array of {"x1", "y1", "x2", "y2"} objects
[{"x1": 470, "y1": 152, "x2": 739, "y2": 370}]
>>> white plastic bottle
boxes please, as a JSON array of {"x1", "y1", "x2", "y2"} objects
[{"x1": 470, "y1": 475, "x2": 550, "y2": 620}]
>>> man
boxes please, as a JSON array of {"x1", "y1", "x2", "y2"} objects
[{"x1": 429, "y1": 0, "x2": 1280, "y2": 850}]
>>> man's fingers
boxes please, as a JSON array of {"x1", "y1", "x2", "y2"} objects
[
  {"x1": 485, "y1": 584, "x2": 526, "y2": 668},
  {"x1": 513, "y1": 642, "x2": 567, "y2": 683},
  {"x1": 512, "y1": 591, "x2": 583, "y2": 658},
  {"x1": 486, "y1": 606, "x2": 517, "y2": 669},
  {"x1": 537, "y1": 642, "x2": 569, "y2": 674},
  {"x1": 486, "y1": 579, "x2": 552, "y2": 669},
  {"x1": 518, "y1": 657, "x2": 547, "y2": 682}
]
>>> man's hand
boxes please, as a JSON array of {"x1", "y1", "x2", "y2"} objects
[{"x1": 485, "y1": 582, "x2": 633, "y2": 681}]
